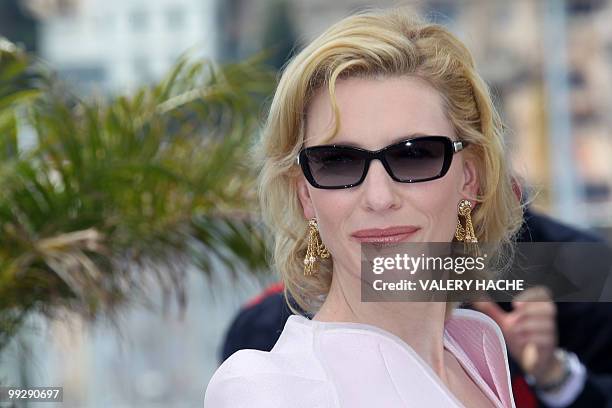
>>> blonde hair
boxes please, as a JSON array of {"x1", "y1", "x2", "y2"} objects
[{"x1": 253, "y1": 8, "x2": 524, "y2": 315}]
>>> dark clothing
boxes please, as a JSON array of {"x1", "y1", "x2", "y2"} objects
[
  {"x1": 220, "y1": 283, "x2": 290, "y2": 363},
  {"x1": 517, "y1": 209, "x2": 612, "y2": 375}
]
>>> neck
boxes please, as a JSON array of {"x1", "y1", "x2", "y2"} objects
[{"x1": 312, "y1": 266, "x2": 450, "y2": 383}]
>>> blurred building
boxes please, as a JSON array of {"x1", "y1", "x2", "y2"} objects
[
  {"x1": 26, "y1": 0, "x2": 612, "y2": 224},
  {"x1": 28, "y1": 0, "x2": 217, "y2": 94},
  {"x1": 14, "y1": 0, "x2": 610, "y2": 225}
]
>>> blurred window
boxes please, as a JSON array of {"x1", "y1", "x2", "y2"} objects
[
  {"x1": 567, "y1": 0, "x2": 605, "y2": 14},
  {"x1": 130, "y1": 10, "x2": 148, "y2": 32},
  {"x1": 166, "y1": 7, "x2": 185, "y2": 31},
  {"x1": 569, "y1": 69, "x2": 586, "y2": 89},
  {"x1": 424, "y1": 1, "x2": 458, "y2": 22}
]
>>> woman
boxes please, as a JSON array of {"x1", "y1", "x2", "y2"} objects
[{"x1": 205, "y1": 8, "x2": 523, "y2": 408}]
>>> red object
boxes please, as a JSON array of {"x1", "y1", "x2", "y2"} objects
[
  {"x1": 511, "y1": 375, "x2": 538, "y2": 408},
  {"x1": 245, "y1": 281, "x2": 285, "y2": 308}
]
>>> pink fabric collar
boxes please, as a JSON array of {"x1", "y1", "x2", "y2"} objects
[
  {"x1": 444, "y1": 309, "x2": 515, "y2": 408},
  {"x1": 287, "y1": 308, "x2": 515, "y2": 407}
]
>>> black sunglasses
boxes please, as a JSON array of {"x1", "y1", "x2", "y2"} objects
[{"x1": 297, "y1": 136, "x2": 469, "y2": 189}]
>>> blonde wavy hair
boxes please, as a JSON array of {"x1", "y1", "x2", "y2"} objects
[{"x1": 253, "y1": 8, "x2": 524, "y2": 315}]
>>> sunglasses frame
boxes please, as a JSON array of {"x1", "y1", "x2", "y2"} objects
[{"x1": 297, "y1": 135, "x2": 469, "y2": 189}]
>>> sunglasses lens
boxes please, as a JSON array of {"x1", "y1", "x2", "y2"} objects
[
  {"x1": 304, "y1": 148, "x2": 366, "y2": 187},
  {"x1": 385, "y1": 139, "x2": 447, "y2": 181}
]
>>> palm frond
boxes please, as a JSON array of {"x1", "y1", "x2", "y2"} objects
[{"x1": 0, "y1": 41, "x2": 276, "y2": 353}]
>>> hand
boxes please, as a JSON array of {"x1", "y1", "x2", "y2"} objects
[{"x1": 472, "y1": 287, "x2": 564, "y2": 385}]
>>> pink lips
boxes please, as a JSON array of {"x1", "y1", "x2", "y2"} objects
[{"x1": 351, "y1": 226, "x2": 420, "y2": 243}]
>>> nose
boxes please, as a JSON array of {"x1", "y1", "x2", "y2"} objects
[{"x1": 360, "y1": 159, "x2": 402, "y2": 212}]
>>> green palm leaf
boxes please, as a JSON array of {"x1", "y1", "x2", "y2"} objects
[{"x1": 0, "y1": 40, "x2": 275, "y2": 352}]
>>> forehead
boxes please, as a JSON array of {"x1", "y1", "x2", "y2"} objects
[{"x1": 304, "y1": 76, "x2": 455, "y2": 148}]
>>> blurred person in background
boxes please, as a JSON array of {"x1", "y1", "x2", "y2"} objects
[
  {"x1": 472, "y1": 205, "x2": 612, "y2": 408},
  {"x1": 205, "y1": 7, "x2": 524, "y2": 407}
]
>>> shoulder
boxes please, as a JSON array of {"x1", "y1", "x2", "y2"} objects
[
  {"x1": 220, "y1": 290, "x2": 289, "y2": 361},
  {"x1": 205, "y1": 319, "x2": 333, "y2": 407},
  {"x1": 519, "y1": 207, "x2": 604, "y2": 242}
]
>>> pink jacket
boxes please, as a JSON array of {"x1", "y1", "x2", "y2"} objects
[{"x1": 205, "y1": 308, "x2": 515, "y2": 407}]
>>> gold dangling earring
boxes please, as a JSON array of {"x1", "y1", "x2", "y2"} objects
[
  {"x1": 304, "y1": 218, "x2": 330, "y2": 276},
  {"x1": 455, "y1": 199, "x2": 478, "y2": 243}
]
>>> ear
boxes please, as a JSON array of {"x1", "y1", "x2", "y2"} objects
[
  {"x1": 296, "y1": 176, "x2": 316, "y2": 219},
  {"x1": 460, "y1": 157, "x2": 480, "y2": 207}
]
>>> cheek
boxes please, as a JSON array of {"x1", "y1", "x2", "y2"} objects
[
  {"x1": 413, "y1": 170, "x2": 464, "y2": 241},
  {"x1": 308, "y1": 190, "x2": 353, "y2": 254}
]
